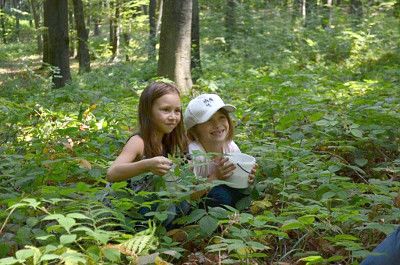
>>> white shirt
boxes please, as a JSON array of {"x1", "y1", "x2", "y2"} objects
[{"x1": 188, "y1": 141, "x2": 241, "y2": 178}]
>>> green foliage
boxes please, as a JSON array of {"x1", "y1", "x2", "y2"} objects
[{"x1": 1, "y1": 1, "x2": 400, "y2": 264}]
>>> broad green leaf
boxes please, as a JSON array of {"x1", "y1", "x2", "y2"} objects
[
  {"x1": 298, "y1": 215, "x2": 315, "y2": 225},
  {"x1": 39, "y1": 254, "x2": 60, "y2": 262},
  {"x1": 281, "y1": 219, "x2": 304, "y2": 231},
  {"x1": 0, "y1": 257, "x2": 20, "y2": 265},
  {"x1": 57, "y1": 217, "x2": 76, "y2": 233},
  {"x1": 187, "y1": 208, "x2": 206, "y2": 223},
  {"x1": 60, "y1": 234, "x2": 77, "y2": 245},
  {"x1": 199, "y1": 215, "x2": 218, "y2": 236},
  {"x1": 355, "y1": 158, "x2": 368, "y2": 167},
  {"x1": 350, "y1": 129, "x2": 363, "y2": 138},
  {"x1": 60, "y1": 252, "x2": 86, "y2": 264},
  {"x1": 15, "y1": 249, "x2": 34, "y2": 261},
  {"x1": 102, "y1": 248, "x2": 120, "y2": 262}
]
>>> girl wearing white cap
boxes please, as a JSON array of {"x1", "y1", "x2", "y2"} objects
[{"x1": 184, "y1": 94, "x2": 255, "y2": 208}]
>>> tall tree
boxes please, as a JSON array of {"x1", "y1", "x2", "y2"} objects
[
  {"x1": 42, "y1": 0, "x2": 49, "y2": 64},
  {"x1": 72, "y1": 0, "x2": 90, "y2": 73},
  {"x1": 225, "y1": 0, "x2": 236, "y2": 51},
  {"x1": 158, "y1": 0, "x2": 193, "y2": 92},
  {"x1": 191, "y1": 0, "x2": 201, "y2": 75},
  {"x1": 0, "y1": 0, "x2": 7, "y2": 43},
  {"x1": 13, "y1": 0, "x2": 20, "y2": 42},
  {"x1": 44, "y1": 0, "x2": 71, "y2": 88},
  {"x1": 109, "y1": 0, "x2": 120, "y2": 61},
  {"x1": 148, "y1": 0, "x2": 156, "y2": 60},
  {"x1": 29, "y1": 0, "x2": 42, "y2": 53}
]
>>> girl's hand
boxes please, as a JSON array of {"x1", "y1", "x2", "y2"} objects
[
  {"x1": 212, "y1": 157, "x2": 236, "y2": 180},
  {"x1": 248, "y1": 163, "x2": 258, "y2": 184},
  {"x1": 147, "y1": 156, "x2": 173, "y2": 176}
]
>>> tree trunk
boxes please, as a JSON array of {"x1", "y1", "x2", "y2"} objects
[
  {"x1": 158, "y1": 0, "x2": 192, "y2": 92},
  {"x1": 148, "y1": 0, "x2": 157, "y2": 60},
  {"x1": 156, "y1": 0, "x2": 163, "y2": 37},
  {"x1": 110, "y1": 0, "x2": 120, "y2": 61},
  {"x1": 191, "y1": 0, "x2": 201, "y2": 75},
  {"x1": 69, "y1": 10, "x2": 76, "y2": 58},
  {"x1": 350, "y1": 0, "x2": 363, "y2": 18},
  {"x1": 29, "y1": 0, "x2": 42, "y2": 53},
  {"x1": 72, "y1": 0, "x2": 90, "y2": 73},
  {"x1": 42, "y1": 0, "x2": 49, "y2": 64},
  {"x1": 44, "y1": 0, "x2": 71, "y2": 88},
  {"x1": 1, "y1": 0, "x2": 7, "y2": 44},
  {"x1": 225, "y1": 0, "x2": 236, "y2": 51},
  {"x1": 13, "y1": 0, "x2": 20, "y2": 42},
  {"x1": 94, "y1": 18, "x2": 100, "y2": 36}
]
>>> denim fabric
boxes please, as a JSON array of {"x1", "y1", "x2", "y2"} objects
[
  {"x1": 206, "y1": 184, "x2": 246, "y2": 208},
  {"x1": 361, "y1": 227, "x2": 400, "y2": 265}
]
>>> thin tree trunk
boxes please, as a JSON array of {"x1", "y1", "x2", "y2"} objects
[
  {"x1": 191, "y1": 0, "x2": 201, "y2": 75},
  {"x1": 29, "y1": 0, "x2": 42, "y2": 53},
  {"x1": 225, "y1": 0, "x2": 236, "y2": 51},
  {"x1": 44, "y1": 0, "x2": 71, "y2": 88},
  {"x1": 1, "y1": 0, "x2": 7, "y2": 44},
  {"x1": 148, "y1": 0, "x2": 156, "y2": 60},
  {"x1": 13, "y1": 0, "x2": 20, "y2": 42},
  {"x1": 72, "y1": 0, "x2": 90, "y2": 73},
  {"x1": 94, "y1": 18, "x2": 100, "y2": 36},
  {"x1": 69, "y1": 10, "x2": 75, "y2": 57},
  {"x1": 155, "y1": 0, "x2": 163, "y2": 37},
  {"x1": 110, "y1": 0, "x2": 120, "y2": 61},
  {"x1": 42, "y1": 0, "x2": 49, "y2": 64}
]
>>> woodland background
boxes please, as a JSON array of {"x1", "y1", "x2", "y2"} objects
[{"x1": 0, "y1": 0, "x2": 400, "y2": 264}]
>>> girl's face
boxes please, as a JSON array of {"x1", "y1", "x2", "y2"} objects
[
  {"x1": 194, "y1": 110, "x2": 230, "y2": 145},
  {"x1": 151, "y1": 93, "x2": 182, "y2": 135}
]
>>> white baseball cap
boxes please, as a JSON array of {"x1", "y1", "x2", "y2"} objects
[{"x1": 184, "y1": 94, "x2": 236, "y2": 130}]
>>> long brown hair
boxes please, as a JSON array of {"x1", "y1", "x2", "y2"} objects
[
  {"x1": 187, "y1": 108, "x2": 234, "y2": 142},
  {"x1": 138, "y1": 82, "x2": 187, "y2": 158}
]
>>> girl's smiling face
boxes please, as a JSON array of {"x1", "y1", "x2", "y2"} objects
[
  {"x1": 193, "y1": 110, "x2": 230, "y2": 145},
  {"x1": 151, "y1": 92, "x2": 182, "y2": 135}
]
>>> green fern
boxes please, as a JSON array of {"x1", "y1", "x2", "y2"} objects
[{"x1": 120, "y1": 220, "x2": 159, "y2": 256}]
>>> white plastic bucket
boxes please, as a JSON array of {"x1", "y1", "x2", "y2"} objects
[{"x1": 225, "y1": 153, "x2": 256, "y2": 189}]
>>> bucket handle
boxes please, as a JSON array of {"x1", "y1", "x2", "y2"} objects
[{"x1": 236, "y1": 163, "x2": 252, "y2": 174}]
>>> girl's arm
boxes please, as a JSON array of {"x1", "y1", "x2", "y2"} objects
[{"x1": 106, "y1": 135, "x2": 172, "y2": 182}]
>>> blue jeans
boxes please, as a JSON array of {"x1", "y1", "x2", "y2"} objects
[
  {"x1": 206, "y1": 185, "x2": 246, "y2": 208},
  {"x1": 361, "y1": 227, "x2": 400, "y2": 265}
]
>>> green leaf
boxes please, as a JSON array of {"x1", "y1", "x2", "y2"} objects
[
  {"x1": 60, "y1": 234, "x2": 77, "y2": 245},
  {"x1": 57, "y1": 217, "x2": 76, "y2": 233},
  {"x1": 187, "y1": 208, "x2": 206, "y2": 223},
  {"x1": 281, "y1": 219, "x2": 304, "y2": 231},
  {"x1": 66, "y1": 213, "x2": 91, "y2": 220},
  {"x1": 39, "y1": 254, "x2": 60, "y2": 262},
  {"x1": 350, "y1": 129, "x2": 363, "y2": 138},
  {"x1": 298, "y1": 215, "x2": 315, "y2": 225},
  {"x1": 60, "y1": 252, "x2": 86, "y2": 264},
  {"x1": 15, "y1": 249, "x2": 34, "y2": 261},
  {"x1": 354, "y1": 158, "x2": 368, "y2": 167},
  {"x1": 0, "y1": 257, "x2": 20, "y2": 265},
  {"x1": 199, "y1": 215, "x2": 219, "y2": 236},
  {"x1": 102, "y1": 248, "x2": 120, "y2": 262}
]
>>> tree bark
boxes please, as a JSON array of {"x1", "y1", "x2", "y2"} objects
[
  {"x1": 109, "y1": 0, "x2": 120, "y2": 61},
  {"x1": 72, "y1": 0, "x2": 90, "y2": 73},
  {"x1": 148, "y1": 0, "x2": 157, "y2": 60},
  {"x1": 93, "y1": 18, "x2": 100, "y2": 36},
  {"x1": 44, "y1": 0, "x2": 71, "y2": 88},
  {"x1": 29, "y1": 0, "x2": 42, "y2": 53},
  {"x1": 0, "y1": 0, "x2": 7, "y2": 44},
  {"x1": 191, "y1": 0, "x2": 201, "y2": 74},
  {"x1": 42, "y1": 0, "x2": 49, "y2": 64},
  {"x1": 156, "y1": 0, "x2": 163, "y2": 37},
  {"x1": 13, "y1": 0, "x2": 20, "y2": 42},
  {"x1": 158, "y1": 0, "x2": 192, "y2": 92},
  {"x1": 68, "y1": 9, "x2": 75, "y2": 57},
  {"x1": 225, "y1": 0, "x2": 236, "y2": 51}
]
